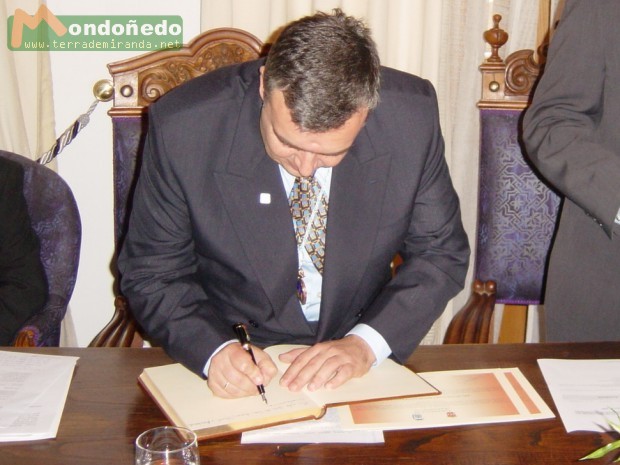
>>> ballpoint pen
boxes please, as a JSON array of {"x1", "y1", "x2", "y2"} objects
[{"x1": 233, "y1": 323, "x2": 268, "y2": 404}]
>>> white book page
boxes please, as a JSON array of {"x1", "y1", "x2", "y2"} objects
[
  {"x1": 141, "y1": 362, "x2": 320, "y2": 433},
  {"x1": 264, "y1": 345, "x2": 438, "y2": 407}
]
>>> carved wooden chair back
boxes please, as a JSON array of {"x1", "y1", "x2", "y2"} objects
[
  {"x1": 475, "y1": 15, "x2": 559, "y2": 305},
  {"x1": 90, "y1": 28, "x2": 263, "y2": 347}
]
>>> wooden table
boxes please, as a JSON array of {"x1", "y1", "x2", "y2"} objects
[{"x1": 2, "y1": 342, "x2": 619, "y2": 465}]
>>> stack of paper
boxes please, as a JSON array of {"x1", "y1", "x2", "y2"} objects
[{"x1": 0, "y1": 350, "x2": 78, "y2": 442}]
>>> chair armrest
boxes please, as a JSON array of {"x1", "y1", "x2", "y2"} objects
[
  {"x1": 89, "y1": 296, "x2": 144, "y2": 347},
  {"x1": 11, "y1": 295, "x2": 67, "y2": 347}
]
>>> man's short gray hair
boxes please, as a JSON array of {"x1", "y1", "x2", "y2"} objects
[{"x1": 263, "y1": 9, "x2": 381, "y2": 132}]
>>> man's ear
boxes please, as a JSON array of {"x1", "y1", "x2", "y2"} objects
[{"x1": 258, "y1": 66, "x2": 265, "y2": 101}]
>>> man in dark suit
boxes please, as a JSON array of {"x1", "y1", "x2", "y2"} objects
[
  {"x1": 0, "y1": 157, "x2": 48, "y2": 345},
  {"x1": 119, "y1": 10, "x2": 469, "y2": 398},
  {"x1": 524, "y1": 0, "x2": 620, "y2": 342}
]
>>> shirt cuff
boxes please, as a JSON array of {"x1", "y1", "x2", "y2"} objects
[
  {"x1": 346, "y1": 323, "x2": 392, "y2": 366},
  {"x1": 615, "y1": 206, "x2": 620, "y2": 224},
  {"x1": 202, "y1": 339, "x2": 237, "y2": 378}
]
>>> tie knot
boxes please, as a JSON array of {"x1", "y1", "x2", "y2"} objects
[{"x1": 294, "y1": 176, "x2": 320, "y2": 193}]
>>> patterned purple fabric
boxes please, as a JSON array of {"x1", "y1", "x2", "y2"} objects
[
  {"x1": 112, "y1": 116, "x2": 145, "y2": 246},
  {"x1": 1, "y1": 151, "x2": 81, "y2": 346},
  {"x1": 475, "y1": 109, "x2": 560, "y2": 304}
]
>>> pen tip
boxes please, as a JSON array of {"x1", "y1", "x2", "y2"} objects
[{"x1": 262, "y1": 394, "x2": 268, "y2": 404}]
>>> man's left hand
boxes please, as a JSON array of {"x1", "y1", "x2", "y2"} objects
[{"x1": 278, "y1": 335, "x2": 375, "y2": 392}]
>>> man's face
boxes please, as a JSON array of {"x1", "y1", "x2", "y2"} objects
[{"x1": 259, "y1": 69, "x2": 368, "y2": 178}]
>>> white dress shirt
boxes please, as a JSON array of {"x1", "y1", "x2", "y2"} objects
[{"x1": 279, "y1": 165, "x2": 391, "y2": 365}]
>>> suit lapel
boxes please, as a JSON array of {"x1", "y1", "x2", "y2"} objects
[
  {"x1": 318, "y1": 128, "x2": 391, "y2": 339},
  {"x1": 214, "y1": 86, "x2": 299, "y2": 314}
]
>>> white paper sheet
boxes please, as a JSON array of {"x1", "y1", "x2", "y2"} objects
[
  {"x1": 241, "y1": 407, "x2": 384, "y2": 444},
  {"x1": 538, "y1": 359, "x2": 620, "y2": 433},
  {"x1": 0, "y1": 350, "x2": 78, "y2": 441}
]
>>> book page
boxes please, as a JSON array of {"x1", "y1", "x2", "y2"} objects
[
  {"x1": 339, "y1": 367, "x2": 554, "y2": 430},
  {"x1": 140, "y1": 362, "x2": 322, "y2": 438},
  {"x1": 264, "y1": 344, "x2": 439, "y2": 407}
]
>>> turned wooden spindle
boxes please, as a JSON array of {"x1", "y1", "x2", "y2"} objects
[{"x1": 484, "y1": 14, "x2": 509, "y2": 63}]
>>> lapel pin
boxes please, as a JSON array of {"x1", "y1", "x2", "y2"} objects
[{"x1": 259, "y1": 193, "x2": 271, "y2": 204}]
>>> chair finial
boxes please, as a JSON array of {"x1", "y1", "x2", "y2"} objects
[
  {"x1": 484, "y1": 14, "x2": 509, "y2": 63},
  {"x1": 93, "y1": 79, "x2": 114, "y2": 102}
]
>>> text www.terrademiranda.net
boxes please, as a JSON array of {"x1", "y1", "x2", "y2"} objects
[{"x1": 20, "y1": 38, "x2": 182, "y2": 50}]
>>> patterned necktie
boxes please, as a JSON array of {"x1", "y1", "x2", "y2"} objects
[{"x1": 289, "y1": 176, "x2": 328, "y2": 274}]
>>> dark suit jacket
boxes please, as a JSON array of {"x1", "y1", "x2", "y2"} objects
[
  {"x1": 0, "y1": 157, "x2": 48, "y2": 345},
  {"x1": 524, "y1": 0, "x2": 620, "y2": 341},
  {"x1": 118, "y1": 59, "x2": 470, "y2": 374}
]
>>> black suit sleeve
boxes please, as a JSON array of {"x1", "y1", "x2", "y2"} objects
[{"x1": 0, "y1": 159, "x2": 48, "y2": 345}]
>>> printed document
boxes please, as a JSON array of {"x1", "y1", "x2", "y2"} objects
[
  {"x1": 339, "y1": 367, "x2": 554, "y2": 430},
  {"x1": 538, "y1": 359, "x2": 620, "y2": 432},
  {"x1": 0, "y1": 350, "x2": 78, "y2": 441}
]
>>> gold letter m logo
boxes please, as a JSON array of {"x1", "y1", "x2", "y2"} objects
[{"x1": 11, "y1": 5, "x2": 67, "y2": 48}]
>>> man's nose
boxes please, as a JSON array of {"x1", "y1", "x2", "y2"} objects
[{"x1": 295, "y1": 152, "x2": 319, "y2": 177}]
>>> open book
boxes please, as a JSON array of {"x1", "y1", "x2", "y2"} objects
[{"x1": 138, "y1": 345, "x2": 439, "y2": 439}]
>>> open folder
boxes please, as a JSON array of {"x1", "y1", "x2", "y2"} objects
[{"x1": 138, "y1": 344, "x2": 439, "y2": 439}]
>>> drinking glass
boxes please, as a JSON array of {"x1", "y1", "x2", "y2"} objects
[{"x1": 135, "y1": 426, "x2": 200, "y2": 465}]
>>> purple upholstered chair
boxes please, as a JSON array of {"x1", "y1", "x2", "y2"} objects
[
  {"x1": 1, "y1": 150, "x2": 81, "y2": 347},
  {"x1": 444, "y1": 16, "x2": 559, "y2": 344},
  {"x1": 475, "y1": 17, "x2": 560, "y2": 305}
]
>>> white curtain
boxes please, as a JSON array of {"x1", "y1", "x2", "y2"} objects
[
  {"x1": 201, "y1": 0, "x2": 443, "y2": 82},
  {"x1": 200, "y1": 0, "x2": 552, "y2": 344},
  {"x1": 0, "y1": 0, "x2": 55, "y2": 158},
  {"x1": 1, "y1": 0, "x2": 78, "y2": 346}
]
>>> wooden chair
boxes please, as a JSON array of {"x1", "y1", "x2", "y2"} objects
[
  {"x1": 89, "y1": 28, "x2": 264, "y2": 347},
  {"x1": 444, "y1": 15, "x2": 559, "y2": 344}
]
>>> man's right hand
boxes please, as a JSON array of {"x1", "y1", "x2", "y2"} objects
[{"x1": 207, "y1": 343, "x2": 277, "y2": 398}]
